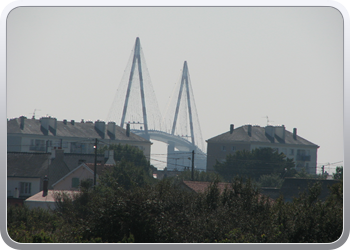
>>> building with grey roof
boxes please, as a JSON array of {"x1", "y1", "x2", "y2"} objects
[
  {"x1": 206, "y1": 124, "x2": 319, "y2": 175},
  {"x1": 7, "y1": 116, "x2": 151, "y2": 159},
  {"x1": 7, "y1": 149, "x2": 115, "y2": 199}
]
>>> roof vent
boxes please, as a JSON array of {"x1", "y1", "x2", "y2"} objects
[
  {"x1": 275, "y1": 125, "x2": 285, "y2": 141},
  {"x1": 107, "y1": 122, "x2": 116, "y2": 140},
  {"x1": 63, "y1": 119, "x2": 67, "y2": 125},
  {"x1": 71, "y1": 120, "x2": 75, "y2": 125},
  {"x1": 95, "y1": 120, "x2": 106, "y2": 139}
]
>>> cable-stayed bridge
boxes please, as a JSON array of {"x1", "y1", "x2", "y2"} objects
[{"x1": 107, "y1": 37, "x2": 206, "y2": 171}]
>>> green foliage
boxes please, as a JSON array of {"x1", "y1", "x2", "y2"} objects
[
  {"x1": 7, "y1": 205, "x2": 61, "y2": 243},
  {"x1": 214, "y1": 148, "x2": 295, "y2": 181},
  {"x1": 333, "y1": 166, "x2": 343, "y2": 180},
  {"x1": 98, "y1": 143, "x2": 149, "y2": 168},
  {"x1": 258, "y1": 173, "x2": 284, "y2": 188},
  {"x1": 8, "y1": 144, "x2": 343, "y2": 243},
  {"x1": 8, "y1": 177, "x2": 343, "y2": 243}
]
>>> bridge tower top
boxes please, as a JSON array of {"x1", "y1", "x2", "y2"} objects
[
  {"x1": 171, "y1": 61, "x2": 195, "y2": 145},
  {"x1": 120, "y1": 37, "x2": 149, "y2": 135},
  {"x1": 164, "y1": 61, "x2": 205, "y2": 152}
]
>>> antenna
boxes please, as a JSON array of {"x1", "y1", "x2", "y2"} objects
[
  {"x1": 262, "y1": 115, "x2": 274, "y2": 126},
  {"x1": 30, "y1": 109, "x2": 41, "y2": 119}
]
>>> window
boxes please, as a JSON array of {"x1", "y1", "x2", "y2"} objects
[
  {"x1": 72, "y1": 178, "x2": 80, "y2": 188},
  {"x1": 20, "y1": 182, "x2": 31, "y2": 195},
  {"x1": 296, "y1": 149, "x2": 311, "y2": 161},
  {"x1": 290, "y1": 149, "x2": 294, "y2": 155},
  {"x1": 29, "y1": 139, "x2": 45, "y2": 151},
  {"x1": 222, "y1": 146, "x2": 226, "y2": 151}
]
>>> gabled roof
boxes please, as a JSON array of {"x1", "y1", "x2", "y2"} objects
[
  {"x1": 51, "y1": 162, "x2": 114, "y2": 188},
  {"x1": 8, "y1": 152, "x2": 75, "y2": 188},
  {"x1": 207, "y1": 125, "x2": 318, "y2": 147},
  {"x1": 182, "y1": 181, "x2": 275, "y2": 203},
  {"x1": 7, "y1": 117, "x2": 149, "y2": 142},
  {"x1": 62, "y1": 153, "x2": 106, "y2": 171}
]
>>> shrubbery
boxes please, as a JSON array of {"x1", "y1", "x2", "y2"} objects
[
  {"x1": 8, "y1": 177, "x2": 343, "y2": 243},
  {"x1": 7, "y1": 145, "x2": 343, "y2": 243}
]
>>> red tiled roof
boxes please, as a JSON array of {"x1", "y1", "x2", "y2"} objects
[
  {"x1": 182, "y1": 181, "x2": 275, "y2": 203},
  {"x1": 25, "y1": 190, "x2": 80, "y2": 203}
]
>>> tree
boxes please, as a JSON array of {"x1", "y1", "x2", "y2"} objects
[
  {"x1": 98, "y1": 144, "x2": 149, "y2": 167},
  {"x1": 214, "y1": 148, "x2": 295, "y2": 181},
  {"x1": 97, "y1": 143, "x2": 157, "y2": 189},
  {"x1": 258, "y1": 173, "x2": 284, "y2": 188},
  {"x1": 176, "y1": 169, "x2": 223, "y2": 182},
  {"x1": 332, "y1": 166, "x2": 343, "y2": 180}
]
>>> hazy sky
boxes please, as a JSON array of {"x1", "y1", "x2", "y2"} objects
[{"x1": 6, "y1": 6, "x2": 344, "y2": 172}]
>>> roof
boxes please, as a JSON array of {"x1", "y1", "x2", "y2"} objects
[
  {"x1": 85, "y1": 163, "x2": 114, "y2": 175},
  {"x1": 7, "y1": 152, "x2": 50, "y2": 178},
  {"x1": 207, "y1": 125, "x2": 318, "y2": 147},
  {"x1": 25, "y1": 190, "x2": 80, "y2": 203},
  {"x1": 280, "y1": 178, "x2": 340, "y2": 202},
  {"x1": 62, "y1": 153, "x2": 106, "y2": 171},
  {"x1": 182, "y1": 181, "x2": 275, "y2": 203},
  {"x1": 182, "y1": 181, "x2": 232, "y2": 194},
  {"x1": 51, "y1": 162, "x2": 114, "y2": 187},
  {"x1": 7, "y1": 117, "x2": 149, "y2": 142}
]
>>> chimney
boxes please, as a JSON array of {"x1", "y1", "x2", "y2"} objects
[
  {"x1": 265, "y1": 125, "x2": 275, "y2": 142},
  {"x1": 48, "y1": 118, "x2": 57, "y2": 136},
  {"x1": 247, "y1": 125, "x2": 252, "y2": 137},
  {"x1": 293, "y1": 128, "x2": 297, "y2": 140},
  {"x1": 42, "y1": 175, "x2": 49, "y2": 197},
  {"x1": 19, "y1": 116, "x2": 26, "y2": 130},
  {"x1": 104, "y1": 150, "x2": 116, "y2": 165},
  {"x1": 14, "y1": 188, "x2": 19, "y2": 198},
  {"x1": 126, "y1": 123, "x2": 130, "y2": 137},
  {"x1": 230, "y1": 124, "x2": 234, "y2": 134},
  {"x1": 40, "y1": 117, "x2": 50, "y2": 135},
  {"x1": 71, "y1": 120, "x2": 75, "y2": 125},
  {"x1": 95, "y1": 120, "x2": 106, "y2": 139},
  {"x1": 107, "y1": 122, "x2": 116, "y2": 140},
  {"x1": 51, "y1": 149, "x2": 64, "y2": 160},
  {"x1": 275, "y1": 125, "x2": 285, "y2": 141}
]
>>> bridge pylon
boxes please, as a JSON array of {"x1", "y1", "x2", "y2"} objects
[
  {"x1": 120, "y1": 37, "x2": 149, "y2": 138},
  {"x1": 171, "y1": 61, "x2": 195, "y2": 146}
]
